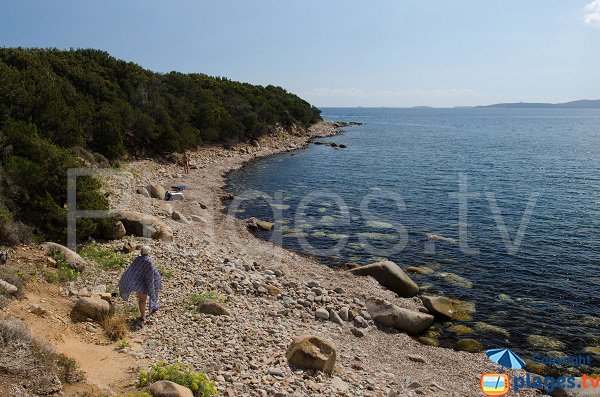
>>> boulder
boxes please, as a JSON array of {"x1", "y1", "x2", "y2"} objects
[
  {"x1": 348, "y1": 261, "x2": 419, "y2": 297},
  {"x1": 286, "y1": 335, "x2": 336, "y2": 375},
  {"x1": 0, "y1": 279, "x2": 18, "y2": 294},
  {"x1": 41, "y1": 242, "x2": 87, "y2": 271},
  {"x1": 366, "y1": 298, "x2": 434, "y2": 335},
  {"x1": 247, "y1": 217, "x2": 274, "y2": 232},
  {"x1": 196, "y1": 300, "x2": 230, "y2": 316},
  {"x1": 72, "y1": 297, "x2": 111, "y2": 322},
  {"x1": 417, "y1": 337, "x2": 439, "y2": 347},
  {"x1": 420, "y1": 295, "x2": 475, "y2": 321},
  {"x1": 115, "y1": 210, "x2": 174, "y2": 242},
  {"x1": 149, "y1": 183, "x2": 166, "y2": 200},
  {"x1": 314, "y1": 308, "x2": 329, "y2": 320},
  {"x1": 148, "y1": 380, "x2": 194, "y2": 397},
  {"x1": 250, "y1": 139, "x2": 261, "y2": 148}
]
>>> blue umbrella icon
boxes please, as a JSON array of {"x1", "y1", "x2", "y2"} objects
[{"x1": 486, "y1": 348, "x2": 526, "y2": 370}]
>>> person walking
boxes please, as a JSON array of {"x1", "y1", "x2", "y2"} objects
[{"x1": 118, "y1": 245, "x2": 162, "y2": 326}]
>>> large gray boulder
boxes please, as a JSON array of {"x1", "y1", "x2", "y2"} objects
[
  {"x1": 41, "y1": 242, "x2": 87, "y2": 271},
  {"x1": 72, "y1": 297, "x2": 111, "y2": 322},
  {"x1": 348, "y1": 261, "x2": 419, "y2": 297},
  {"x1": 366, "y1": 298, "x2": 433, "y2": 335},
  {"x1": 115, "y1": 210, "x2": 174, "y2": 242},
  {"x1": 148, "y1": 380, "x2": 194, "y2": 397},
  {"x1": 286, "y1": 335, "x2": 336, "y2": 375}
]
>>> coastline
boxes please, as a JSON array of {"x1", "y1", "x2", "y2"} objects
[{"x1": 3, "y1": 122, "x2": 542, "y2": 396}]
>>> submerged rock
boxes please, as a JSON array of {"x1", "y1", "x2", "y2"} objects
[
  {"x1": 348, "y1": 260, "x2": 419, "y2": 297},
  {"x1": 247, "y1": 217, "x2": 274, "y2": 231},
  {"x1": 405, "y1": 266, "x2": 434, "y2": 275},
  {"x1": 455, "y1": 338, "x2": 484, "y2": 353},
  {"x1": 473, "y1": 322, "x2": 510, "y2": 338},
  {"x1": 528, "y1": 334, "x2": 565, "y2": 350},
  {"x1": 421, "y1": 295, "x2": 475, "y2": 321},
  {"x1": 435, "y1": 272, "x2": 473, "y2": 288},
  {"x1": 447, "y1": 324, "x2": 474, "y2": 335},
  {"x1": 417, "y1": 336, "x2": 440, "y2": 347}
]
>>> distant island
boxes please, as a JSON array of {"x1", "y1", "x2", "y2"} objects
[{"x1": 475, "y1": 99, "x2": 600, "y2": 109}]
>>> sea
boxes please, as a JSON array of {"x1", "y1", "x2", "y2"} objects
[{"x1": 225, "y1": 107, "x2": 600, "y2": 368}]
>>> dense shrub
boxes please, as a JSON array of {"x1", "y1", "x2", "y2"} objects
[
  {"x1": 80, "y1": 244, "x2": 127, "y2": 269},
  {"x1": 137, "y1": 361, "x2": 217, "y2": 397},
  {"x1": 0, "y1": 47, "x2": 321, "y2": 244}
]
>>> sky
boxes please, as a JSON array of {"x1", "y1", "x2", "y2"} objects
[{"x1": 0, "y1": 0, "x2": 598, "y2": 107}]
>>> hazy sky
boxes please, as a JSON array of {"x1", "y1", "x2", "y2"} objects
[{"x1": 1, "y1": 0, "x2": 598, "y2": 107}]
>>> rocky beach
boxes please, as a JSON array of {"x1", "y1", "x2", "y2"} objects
[{"x1": 1, "y1": 122, "x2": 551, "y2": 396}]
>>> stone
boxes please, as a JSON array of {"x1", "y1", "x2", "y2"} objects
[
  {"x1": 331, "y1": 376, "x2": 349, "y2": 392},
  {"x1": 103, "y1": 221, "x2": 126, "y2": 240},
  {"x1": 351, "y1": 327, "x2": 366, "y2": 337},
  {"x1": 366, "y1": 298, "x2": 434, "y2": 335},
  {"x1": 447, "y1": 324, "x2": 474, "y2": 335},
  {"x1": 339, "y1": 307, "x2": 349, "y2": 321},
  {"x1": 122, "y1": 240, "x2": 137, "y2": 253},
  {"x1": 0, "y1": 279, "x2": 18, "y2": 294},
  {"x1": 527, "y1": 334, "x2": 565, "y2": 350},
  {"x1": 307, "y1": 280, "x2": 320, "y2": 288},
  {"x1": 285, "y1": 335, "x2": 336, "y2": 375},
  {"x1": 149, "y1": 183, "x2": 167, "y2": 200},
  {"x1": 353, "y1": 316, "x2": 368, "y2": 328},
  {"x1": 190, "y1": 215, "x2": 207, "y2": 223},
  {"x1": 172, "y1": 211, "x2": 190, "y2": 224},
  {"x1": 407, "y1": 354, "x2": 426, "y2": 363},
  {"x1": 418, "y1": 337, "x2": 440, "y2": 347},
  {"x1": 137, "y1": 187, "x2": 150, "y2": 197},
  {"x1": 246, "y1": 217, "x2": 274, "y2": 231},
  {"x1": 420, "y1": 295, "x2": 476, "y2": 321},
  {"x1": 196, "y1": 300, "x2": 230, "y2": 316},
  {"x1": 30, "y1": 304, "x2": 48, "y2": 316},
  {"x1": 41, "y1": 242, "x2": 87, "y2": 271},
  {"x1": 473, "y1": 322, "x2": 510, "y2": 338},
  {"x1": 455, "y1": 339, "x2": 484, "y2": 353},
  {"x1": 115, "y1": 210, "x2": 174, "y2": 242},
  {"x1": 250, "y1": 139, "x2": 260, "y2": 148},
  {"x1": 72, "y1": 297, "x2": 111, "y2": 322},
  {"x1": 405, "y1": 266, "x2": 434, "y2": 275},
  {"x1": 147, "y1": 380, "x2": 194, "y2": 397},
  {"x1": 348, "y1": 260, "x2": 419, "y2": 297},
  {"x1": 315, "y1": 308, "x2": 330, "y2": 320},
  {"x1": 328, "y1": 309, "x2": 343, "y2": 325}
]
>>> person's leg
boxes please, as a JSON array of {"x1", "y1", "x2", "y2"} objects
[{"x1": 137, "y1": 292, "x2": 148, "y2": 320}]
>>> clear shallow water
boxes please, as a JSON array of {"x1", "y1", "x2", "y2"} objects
[{"x1": 226, "y1": 108, "x2": 600, "y2": 367}]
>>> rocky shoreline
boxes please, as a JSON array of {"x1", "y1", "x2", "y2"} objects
[{"x1": 4, "y1": 121, "x2": 547, "y2": 396}]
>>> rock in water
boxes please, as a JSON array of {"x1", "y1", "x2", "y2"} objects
[
  {"x1": 366, "y1": 298, "x2": 433, "y2": 335},
  {"x1": 420, "y1": 295, "x2": 475, "y2": 321},
  {"x1": 41, "y1": 242, "x2": 87, "y2": 271},
  {"x1": 549, "y1": 378, "x2": 599, "y2": 397},
  {"x1": 348, "y1": 261, "x2": 419, "y2": 297},
  {"x1": 149, "y1": 183, "x2": 166, "y2": 200},
  {"x1": 197, "y1": 300, "x2": 230, "y2": 316},
  {"x1": 115, "y1": 210, "x2": 174, "y2": 242},
  {"x1": 247, "y1": 217, "x2": 274, "y2": 231},
  {"x1": 72, "y1": 297, "x2": 111, "y2": 322},
  {"x1": 455, "y1": 339, "x2": 484, "y2": 353},
  {"x1": 148, "y1": 380, "x2": 194, "y2": 397},
  {"x1": 286, "y1": 335, "x2": 336, "y2": 375}
]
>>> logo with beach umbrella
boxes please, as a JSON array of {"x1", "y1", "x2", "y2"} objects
[{"x1": 486, "y1": 348, "x2": 526, "y2": 370}]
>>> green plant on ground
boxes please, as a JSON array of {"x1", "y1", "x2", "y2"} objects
[
  {"x1": 116, "y1": 339, "x2": 129, "y2": 350},
  {"x1": 190, "y1": 291, "x2": 225, "y2": 306},
  {"x1": 45, "y1": 251, "x2": 79, "y2": 282},
  {"x1": 155, "y1": 263, "x2": 173, "y2": 279},
  {"x1": 80, "y1": 244, "x2": 127, "y2": 270},
  {"x1": 137, "y1": 361, "x2": 217, "y2": 397}
]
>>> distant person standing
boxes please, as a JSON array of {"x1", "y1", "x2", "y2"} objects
[
  {"x1": 118, "y1": 245, "x2": 162, "y2": 326},
  {"x1": 182, "y1": 151, "x2": 190, "y2": 174}
]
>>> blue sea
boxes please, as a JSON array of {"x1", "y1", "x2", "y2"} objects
[{"x1": 225, "y1": 108, "x2": 600, "y2": 366}]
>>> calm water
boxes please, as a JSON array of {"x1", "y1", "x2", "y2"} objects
[{"x1": 226, "y1": 108, "x2": 600, "y2": 366}]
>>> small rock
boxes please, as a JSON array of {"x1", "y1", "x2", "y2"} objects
[
  {"x1": 286, "y1": 335, "x2": 336, "y2": 375},
  {"x1": 351, "y1": 327, "x2": 366, "y2": 337},
  {"x1": 339, "y1": 307, "x2": 349, "y2": 321},
  {"x1": 197, "y1": 300, "x2": 230, "y2": 316},
  {"x1": 315, "y1": 308, "x2": 330, "y2": 320},
  {"x1": 407, "y1": 354, "x2": 426, "y2": 363}
]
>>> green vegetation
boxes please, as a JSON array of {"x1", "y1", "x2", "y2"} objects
[
  {"x1": 190, "y1": 290, "x2": 225, "y2": 305},
  {"x1": 80, "y1": 244, "x2": 127, "y2": 270},
  {"x1": 116, "y1": 339, "x2": 129, "y2": 350},
  {"x1": 137, "y1": 361, "x2": 217, "y2": 397},
  {"x1": 155, "y1": 263, "x2": 173, "y2": 279},
  {"x1": 44, "y1": 251, "x2": 80, "y2": 282},
  {"x1": 0, "y1": 48, "x2": 321, "y2": 244}
]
